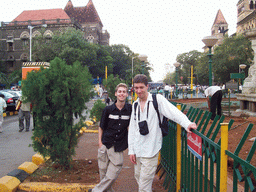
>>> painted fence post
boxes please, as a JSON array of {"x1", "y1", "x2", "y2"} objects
[
  {"x1": 220, "y1": 123, "x2": 229, "y2": 192},
  {"x1": 176, "y1": 104, "x2": 182, "y2": 192}
]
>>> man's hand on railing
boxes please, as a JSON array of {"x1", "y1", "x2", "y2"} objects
[{"x1": 187, "y1": 123, "x2": 197, "y2": 134}]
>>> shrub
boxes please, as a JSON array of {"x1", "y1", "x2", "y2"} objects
[
  {"x1": 90, "y1": 99, "x2": 106, "y2": 122},
  {"x1": 22, "y1": 57, "x2": 93, "y2": 168}
]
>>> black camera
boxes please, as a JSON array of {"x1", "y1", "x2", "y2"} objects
[{"x1": 138, "y1": 120, "x2": 149, "y2": 135}]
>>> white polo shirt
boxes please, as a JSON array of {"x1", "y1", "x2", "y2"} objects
[{"x1": 128, "y1": 93, "x2": 193, "y2": 158}]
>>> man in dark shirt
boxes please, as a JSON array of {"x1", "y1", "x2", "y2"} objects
[{"x1": 89, "y1": 83, "x2": 132, "y2": 192}]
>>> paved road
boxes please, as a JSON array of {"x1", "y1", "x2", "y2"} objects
[{"x1": 0, "y1": 114, "x2": 35, "y2": 178}]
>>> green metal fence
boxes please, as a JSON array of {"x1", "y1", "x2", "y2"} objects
[{"x1": 157, "y1": 104, "x2": 256, "y2": 191}]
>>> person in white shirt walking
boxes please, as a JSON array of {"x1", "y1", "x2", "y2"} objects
[
  {"x1": 0, "y1": 94, "x2": 7, "y2": 133},
  {"x1": 204, "y1": 86, "x2": 223, "y2": 120},
  {"x1": 128, "y1": 74, "x2": 197, "y2": 192}
]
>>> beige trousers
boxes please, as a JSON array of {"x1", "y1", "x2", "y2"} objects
[
  {"x1": 134, "y1": 152, "x2": 159, "y2": 192},
  {"x1": 92, "y1": 145, "x2": 123, "y2": 192}
]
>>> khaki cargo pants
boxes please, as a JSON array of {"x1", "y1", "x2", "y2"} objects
[{"x1": 92, "y1": 145, "x2": 123, "y2": 192}]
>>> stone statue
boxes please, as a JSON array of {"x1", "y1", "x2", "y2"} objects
[{"x1": 242, "y1": 55, "x2": 256, "y2": 94}]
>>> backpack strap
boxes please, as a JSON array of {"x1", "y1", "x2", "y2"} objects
[
  {"x1": 134, "y1": 102, "x2": 138, "y2": 120},
  {"x1": 134, "y1": 101, "x2": 150, "y2": 121},
  {"x1": 152, "y1": 94, "x2": 162, "y2": 127}
]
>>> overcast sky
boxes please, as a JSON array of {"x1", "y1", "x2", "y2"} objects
[{"x1": 1, "y1": 0, "x2": 238, "y2": 82}]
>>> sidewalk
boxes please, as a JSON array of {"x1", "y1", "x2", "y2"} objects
[{"x1": 74, "y1": 132, "x2": 166, "y2": 192}]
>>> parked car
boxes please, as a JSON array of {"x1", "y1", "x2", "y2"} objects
[
  {"x1": 6, "y1": 90, "x2": 22, "y2": 99},
  {"x1": 0, "y1": 91, "x2": 19, "y2": 111}
]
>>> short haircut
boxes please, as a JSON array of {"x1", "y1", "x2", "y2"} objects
[
  {"x1": 115, "y1": 83, "x2": 128, "y2": 92},
  {"x1": 133, "y1": 74, "x2": 148, "y2": 86},
  {"x1": 0, "y1": 94, "x2": 4, "y2": 98}
]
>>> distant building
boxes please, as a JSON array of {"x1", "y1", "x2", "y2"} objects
[
  {"x1": 211, "y1": 9, "x2": 229, "y2": 45},
  {"x1": 237, "y1": 0, "x2": 256, "y2": 34},
  {"x1": 203, "y1": 9, "x2": 228, "y2": 52},
  {"x1": 0, "y1": 0, "x2": 110, "y2": 72}
]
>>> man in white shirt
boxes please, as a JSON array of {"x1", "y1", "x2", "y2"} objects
[
  {"x1": 0, "y1": 94, "x2": 7, "y2": 133},
  {"x1": 164, "y1": 84, "x2": 170, "y2": 98},
  {"x1": 204, "y1": 85, "x2": 222, "y2": 120},
  {"x1": 128, "y1": 74, "x2": 197, "y2": 192}
]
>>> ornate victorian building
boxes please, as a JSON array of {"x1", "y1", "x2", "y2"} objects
[
  {"x1": 0, "y1": 0, "x2": 109, "y2": 72},
  {"x1": 237, "y1": 0, "x2": 256, "y2": 33}
]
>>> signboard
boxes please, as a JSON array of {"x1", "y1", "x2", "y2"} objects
[
  {"x1": 187, "y1": 132, "x2": 202, "y2": 161},
  {"x1": 230, "y1": 73, "x2": 245, "y2": 79},
  {"x1": 226, "y1": 81, "x2": 238, "y2": 90},
  {"x1": 22, "y1": 62, "x2": 50, "y2": 80}
]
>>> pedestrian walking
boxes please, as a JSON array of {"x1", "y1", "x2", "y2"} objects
[
  {"x1": 105, "y1": 95, "x2": 111, "y2": 106},
  {"x1": 128, "y1": 74, "x2": 197, "y2": 192},
  {"x1": 204, "y1": 85, "x2": 223, "y2": 120},
  {"x1": 18, "y1": 97, "x2": 31, "y2": 132},
  {"x1": 88, "y1": 83, "x2": 132, "y2": 192},
  {"x1": 98, "y1": 85, "x2": 103, "y2": 98},
  {"x1": 0, "y1": 94, "x2": 7, "y2": 133}
]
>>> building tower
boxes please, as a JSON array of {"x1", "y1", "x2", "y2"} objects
[
  {"x1": 211, "y1": 9, "x2": 229, "y2": 46},
  {"x1": 64, "y1": 0, "x2": 109, "y2": 45}
]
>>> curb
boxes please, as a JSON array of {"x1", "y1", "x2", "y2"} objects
[
  {"x1": 3, "y1": 111, "x2": 18, "y2": 117},
  {"x1": 0, "y1": 121, "x2": 98, "y2": 192}
]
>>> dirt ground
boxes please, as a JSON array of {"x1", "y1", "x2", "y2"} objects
[{"x1": 26, "y1": 98, "x2": 256, "y2": 190}]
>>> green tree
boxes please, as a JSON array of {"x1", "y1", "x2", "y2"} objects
[
  {"x1": 90, "y1": 99, "x2": 106, "y2": 122},
  {"x1": 194, "y1": 53, "x2": 209, "y2": 85},
  {"x1": 22, "y1": 57, "x2": 93, "y2": 168},
  {"x1": 212, "y1": 34, "x2": 253, "y2": 83},
  {"x1": 107, "y1": 45, "x2": 152, "y2": 84},
  {"x1": 163, "y1": 71, "x2": 176, "y2": 85},
  {"x1": 33, "y1": 28, "x2": 114, "y2": 79},
  {"x1": 0, "y1": 69, "x2": 21, "y2": 89},
  {"x1": 176, "y1": 50, "x2": 202, "y2": 85},
  {"x1": 32, "y1": 28, "x2": 153, "y2": 82},
  {"x1": 103, "y1": 74, "x2": 122, "y2": 100}
]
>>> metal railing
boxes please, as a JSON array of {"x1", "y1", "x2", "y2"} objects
[{"x1": 157, "y1": 103, "x2": 256, "y2": 191}]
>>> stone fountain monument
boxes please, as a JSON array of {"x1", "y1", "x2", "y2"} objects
[{"x1": 236, "y1": 30, "x2": 256, "y2": 115}]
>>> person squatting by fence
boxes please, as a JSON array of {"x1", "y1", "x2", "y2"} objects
[
  {"x1": 128, "y1": 74, "x2": 197, "y2": 192},
  {"x1": 89, "y1": 83, "x2": 132, "y2": 192}
]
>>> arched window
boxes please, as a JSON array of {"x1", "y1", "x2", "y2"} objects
[
  {"x1": 86, "y1": 34, "x2": 94, "y2": 43},
  {"x1": 20, "y1": 31, "x2": 29, "y2": 49},
  {"x1": 44, "y1": 30, "x2": 53, "y2": 43},
  {"x1": 43, "y1": 30, "x2": 53, "y2": 39},
  {"x1": 250, "y1": 0, "x2": 254, "y2": 9},
  {"x1": 32, "y1": 31, "x2": 41, "y2": 45}
]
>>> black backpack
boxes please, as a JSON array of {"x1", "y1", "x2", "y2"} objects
[{"x1": 134, "y1": 94, "x2": 169, "y2": 137}]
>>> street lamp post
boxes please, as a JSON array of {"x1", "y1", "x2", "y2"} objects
[
  {"x1": 132, "y1": 57, "x2": 135, "y2": 84},
  {"x1": 173, "y1": 62, "x2": 181, "y2": 98},
  {"x1": 239, "y1": 64, "x2": 247, "y2": 87},
  {"x1": 28, "y1": 24, "x2": 47, "y2": 61},
  {"x1": 202, "y1": 36, "x2": 218, "y2": 86},
  {"x1": 138, "y1": 54, "x2": 148, "y2": 74}
]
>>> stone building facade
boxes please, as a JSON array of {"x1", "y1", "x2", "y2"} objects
[
  {"x1": 0, "y1": 0, "x2": 109, "y2": 72},
  {"x1": 237, "y1": 0, "x2": 256, "y2": 33}
]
